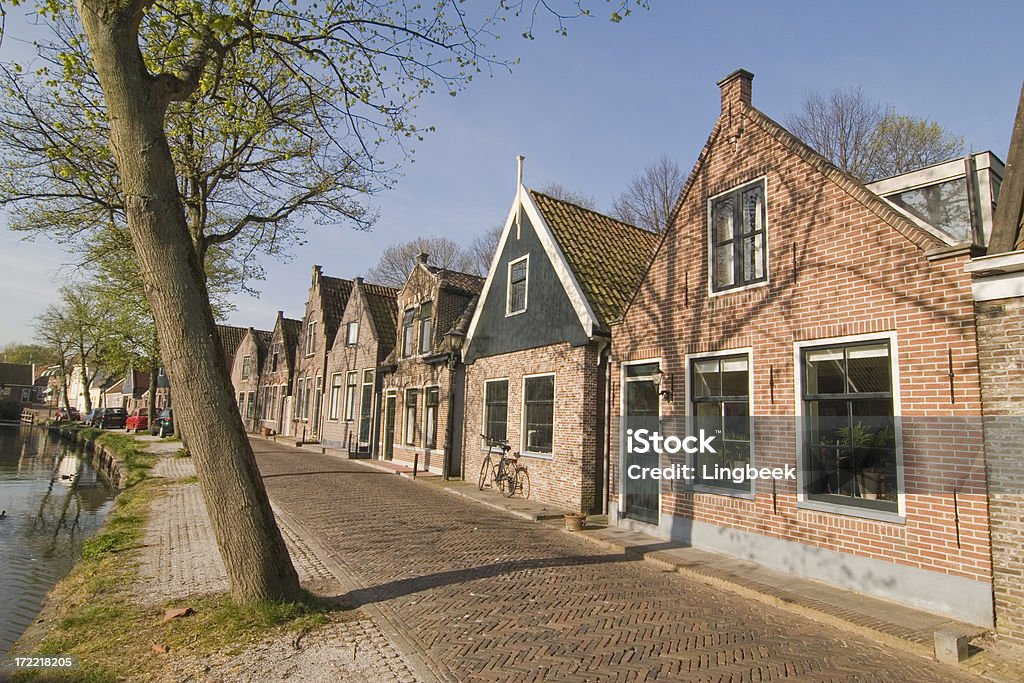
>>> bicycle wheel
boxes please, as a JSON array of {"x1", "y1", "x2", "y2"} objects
[
  {"x1": 502, "y1": 466, "x2": 518, "y2": 498},
  {"x1": 478, "y1": 457, "x2": 491, "y2": 490},
  {"x1": 516, "y1": 468, "x2": 530, "y2": 499}
]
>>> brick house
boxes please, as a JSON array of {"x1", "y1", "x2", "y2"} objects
[
  {"x1": 609, "y1": 69, "x2": 998, "y2": 627},
  {"x1": 256, "y1": 311, "x2": 302, "y2": 436},
  {"x1": 321, "y1": 277, "x2": 398, "y2": 454},
  {"x1": 148, "y1": 323, "x2": 249, "y2": 412},
  {"x1": 119, "y1": 368, "x2": 151, "y2": 412},
  {"x1": 965, "y1": 90, "x2": 1024, "y2": 646},
  {"x1": 229, "y1": 327, "x2": 273, "y2": 432},
  {"x1": 0, "y1": 362, "x2": 35, "y2": 404},
  {"x1": 380, "y1": 253, "x2": 483, "y2": 475},
  {"x1": 461, "y1": 183, "x2": 659, "y2": 512},
  {"x1": 290, "y1": 266, "x2": 354, "y2": 441}
]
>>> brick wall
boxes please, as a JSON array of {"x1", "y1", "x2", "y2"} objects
[
  {"x1": 462, "y1": 342, "x2": 604, "y2": 512},
  {"x1": 610, "y1": 74, "x2": 991, "y2": 590},
  {"x1": 291, "y1": 269, "x2": 331, "y2": 439},
  {"x1": 229, "y1": 333, "x2": 263, "y2": 431},
  {"x1": 976, "y1": 294, "x2": 1024, "y2": 645}
]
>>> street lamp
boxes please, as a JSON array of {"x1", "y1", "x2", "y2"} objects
[
  {"x1": 652, "y1": 369, "x2": 673, "y2": 402},
  {"x1": 442, "y1": 330, "x2": 465, "y2": 480}
]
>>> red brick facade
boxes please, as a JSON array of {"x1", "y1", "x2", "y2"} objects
[
  {"x1": 462, "y1": 342, "x2": 604, "y2": 512},
  {"x1": 229, "y1": 328, "x2": 270, "y2": 432},
  {"x1": 609, "y1": 70, "x2": 992, "y2": 625}
]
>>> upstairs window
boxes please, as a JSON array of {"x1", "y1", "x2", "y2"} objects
[
  {"x1": 402, "y1": 309, "x2": 415, "y2": 357},
  {"x1": 507, "y1": 256, "x2": 528, "y2": 315},
  {"x1": 710, "y1": 180, "x2": 767, "y2": 292},
  {"x1": 418, "y1": 302, "x2": 433, "y2": 354},
  {"x1": 305, "y1": 320, "x2": 318, "y2": 355},
  {"x1": 241, "y1": 355, "x2": 252, "y2": 379},
  {"x1": 346, "y1": 322, "x2": 359, "y2": 346},
  {"x1": 271, "y1": 343, "x2": 280, "y2": 372}
]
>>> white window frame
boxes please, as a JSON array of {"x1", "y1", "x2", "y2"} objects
[
  {"x1": 481, "y1": 377, "x2": 510, "y2": 449},
  {"x1": 506, "y1": 255, "x2": 529, "y2": 316},
  {"x1": 241, "y1": 354, "x2": 252, "y2": 379},
  {"x1": 346, "y1": 321, "x2": 359, "y2": 346},
  {"x1": 707, "y1": 176, "x2": 770, "y2": 297},
  {"x1": 418, "y1": 302, "x2": 433, "y2": 355},
  {"x1": 344, "y1": 371, "x2": 358, "y2": 421},
  {"x1": 423, "y1": 385, "x2": 440, "y2": 449},
  {"x1": 328, "y1": 373, "x2": 343, "y2": 421},
  {"x1": 401, "y1": 308, "x2": 415, "y2": 357},
  {"x1": 793, "y1": 330, "x2": 905, "y2": 523},
  {"x1": 305, "y1": 320, "x2": 318, "y2": 356},
  {"x1": 684, "y1": 348, "x2": 755, "y2": 499},
  {"x1": 520, "y1": 371, "x2": 554, "y2": 459},
  {"x1": 358, "y1": 369, "x2": 375, "y2": 446},
  {"x1": 404, "y1": 388, "x2": 418, "y2": 446}
]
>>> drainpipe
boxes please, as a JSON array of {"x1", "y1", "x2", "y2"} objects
[{"x1": 596, "y1": 341, "x2": 612, "y2": 516}]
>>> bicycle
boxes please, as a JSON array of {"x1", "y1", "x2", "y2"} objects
[{"x1": 477, "y1": 434, "x2": 531, "y2": 499}]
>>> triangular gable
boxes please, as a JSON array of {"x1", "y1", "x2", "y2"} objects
[{"x1": 464, "y1": 184, "x2": 600, "y2": 355}]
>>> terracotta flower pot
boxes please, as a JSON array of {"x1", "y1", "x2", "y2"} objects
[{"x1": 565, "y1": 513, "x2": 587, "y2": 532}]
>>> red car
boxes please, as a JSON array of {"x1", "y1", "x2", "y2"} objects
[{"x1": 125, "y1": 408, "x2": 149, "y2": 433}]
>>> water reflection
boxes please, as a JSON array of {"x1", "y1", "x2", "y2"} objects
[{"x1": 0, "y1": 426, "x2": 116, "y2": 657}]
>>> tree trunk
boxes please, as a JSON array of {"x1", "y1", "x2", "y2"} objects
[
  {"x1": 75, "y1": 1, "x2": 302, "y2": 604},
  {"x1": 80, "y1": 351, "x2": 92, "y2": 413}
]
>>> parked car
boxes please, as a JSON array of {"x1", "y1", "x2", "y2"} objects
[
  {"x1": 55, "y1": 407, "x2": 80, "y2": 421},
  {"x1": 151, "y1": 408, "x2": 174, "y2": 437},
  {"x1": 125, "y1": 408, "x2": 149, "y2": 433},
  {"x1": 95, "y1": 407, "x2": 128, "y2": 430},
  {"x1": 84, "y1": 408, "x2": 102, "y2": 427}
]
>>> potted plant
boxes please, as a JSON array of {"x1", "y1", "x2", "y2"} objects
[{"x1": 564, "y1": 511, "x2": 587, "y2": 532}]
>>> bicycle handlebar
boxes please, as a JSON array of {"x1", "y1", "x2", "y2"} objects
[{"x1": 480, "y1": 433, "x2": 512, "y2": 451}]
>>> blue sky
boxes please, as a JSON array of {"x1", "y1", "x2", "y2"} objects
[{"x1": 1, "y1": 1, "x2": 1021, "y2": 346}]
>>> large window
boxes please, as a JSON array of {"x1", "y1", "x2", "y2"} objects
[
  {"x1": 344, "y1": 371, "x2": 358, "y2": 421},
  {"x1": 294, "y1": 378, "x2": 304, "y2": 419},
  {"x1": 404, "y1": 389, "x2": 418, "y2": 445},
  {"x1": 328, "y1": 373, "x2": 342, "y2": 420},
  {"x1": 346, "y1": 321, "x2": 359, "y2": 346},
  {"x1": 424, "y1": 387, "x2": 440, "y2": 448},
  {"x1": 241, "y1": 354, "x2": 252, "y2": 379},
  {"x1": 271, "y1": 343, "x2": 280, "y2": 372},
  {"x1": 484, "y1": 380, "x2": 509, "y2": 443},
  {"x1": 304, "y1": 377, "x2": 313, "y2": 419},
  {"x1": 523, "y1": 375, "x2": 554, "y2": 454},
  {"x1": 401, "y1": 309, "x2": 415, "y2": 357},
  {"x1": 802, "y1": 339, "x2": 898, "y2": 513},
  {"x1": 690, "y1": 354, "x2": 751, "y2": 492},
  {"x1": 359, "y1": 370, "x2": 374, "y2": 445},
  {"x1": 507, "y1": 256, "x2": 528, "y2": 315},
  {"x1": 419, "y1": 302, "x2": 433, "y2": 354},
  {"x1": 710, "y1": 180, "x2": 767, "y2": 292},
  {"x1": 246, "y1": 391, "x2": 256, "y2": 420}
]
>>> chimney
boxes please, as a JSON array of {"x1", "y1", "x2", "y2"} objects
[
  {"x1": 415, "y1": 252, "x2": 429, "y2": 265},
  {"x1": 312, "y1": 264, "x2": 322, "y2": 285},
  {"x1": 718, "y1": 68, "x2": 754, "y2": 112},
  {"x1": 354, "y1": 276, "x2": 363, "y2": 284}
]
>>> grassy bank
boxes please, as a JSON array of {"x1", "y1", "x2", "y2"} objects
[{"x1": 10, "y1": 428, "x2": 335, "y2": 682}]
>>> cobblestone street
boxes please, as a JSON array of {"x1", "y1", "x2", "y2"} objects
[{"x1": 252, "y1": 440, "x2": 983, "y2": 683}]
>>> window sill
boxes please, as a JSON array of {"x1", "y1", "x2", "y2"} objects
[
  {"x1": 519, "y1": 450, "x2": 553, "y2": 461},
  {"x1": 689, "y1": 484, "x2": 755, "y2": 500},
  {"x1": 708, "y1": 279, "x2": 769, "y2": 299},
  {"x1": 797, "y1": 499, "x2": 905, "y2": 524},
  {"x1": 505, "y1": 309, "x2": 527, "y2": 318}
]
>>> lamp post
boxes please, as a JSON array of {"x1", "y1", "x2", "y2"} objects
[
  {"x1": 652, "y1": 369, "x2": 673, "y2": 402},
  {"x1": 442, "y1": 330, "x2": 465, "y2": 481}
]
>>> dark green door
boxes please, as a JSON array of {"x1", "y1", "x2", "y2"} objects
[
  {"x1": 383, "y1": 395, "x2": 395, "y2": 461},
  {"x1": 623, "y1": 363, "x2": 660, "y2": 525}
]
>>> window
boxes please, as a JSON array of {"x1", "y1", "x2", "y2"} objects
[
  {"x1": 241, "y1": 354, "x2": 252, "y2": 379},
  {"x1": 262, "y1": 386, "x2": 271, "y2": 420},
  {"x1": 246, "y1": 391, "x2": 256, "y2": 420},
  {"x1": 328, "y1": 373, "x2": 343, "y2": 420},
  {"x1": 270, "y1": 386, "x2": 278, "y2": 422},
  {"x1": 344, "y1": 371, "x2": 358, "y2": 421},
  {"x1": 359, "y1": 370, "x2": 374, "y2": 445},
  {"x1": 484, "y1": 380, "x2": 509, "y2": 442},
  {"x1": 418, "y1": 302, "x2": 433, "y2": 355},
  {"x1": 802, "y1": 340, "x2": 898, "y2": 513},
  {"x1": 313, "y1": 376, "x2": 322, "y2": 425},
  {"x1": 690, "y1": 354, "x2": 751, "y2": 492},
  {"x1": 238, "y1": 392, "x2": 245, "y2": 416},
  {"x1": 404, "y1": 389, "x2": 418, "y2": 445},
  {"x1": 304, "y1": 377, "x2": 313, "y2": 419},
  {"x1": 346, "y1": 322, "x2": 359, "y2": 346},
  {"x1": 507, "y1": 256, "x2": 528, "y2": 315},
  {"x1": 271, "y1": 343, "x2": 280, "y2": 372},
  {"x1": 710, "y1": 180, "x2": 767, "y2": 292},
  {"x1": 523, "y1": 375, "x2": 554, "y2": 454},
  {"x1": 305, "y1": 320, "x2": 317, "y2": 355},
  {"x1": 424, "y1": 387, "x2": 440, "y2": 448},
  {"x1": 401, "y1": 309, "x2": 415, "y2": 357},
  {"x1": 294, "y1": 377, "x2": 304, "y2": 419}
]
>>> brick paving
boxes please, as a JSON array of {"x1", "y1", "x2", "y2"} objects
[{"x1": 251, "y1": 440, "x2": 984, "y2": 683}]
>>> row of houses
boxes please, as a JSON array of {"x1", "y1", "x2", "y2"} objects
[{"x1": 215, "y1": 71, "x2": 1023, "y2": 645}]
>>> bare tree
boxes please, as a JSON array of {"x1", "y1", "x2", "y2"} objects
[
  {"x1": 537, "y1": 182, "x2": 598, "y2": 210},
  {"x1": 786, "y1": 87, "x2": 964, "y2": 182},
  {"x1": 367, "y1": 236, "x2": 477, "y2": 287},
  {"x1": 467, "y1": 224, "x2": 505, "y2": 276},
  {"x1": 610, "y1": 155, "x2": 684, "y2": 232}
]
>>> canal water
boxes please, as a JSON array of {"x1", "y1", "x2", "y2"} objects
[{"x1": 0, "y1": 425, "x2": 116, "y2": 657}]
